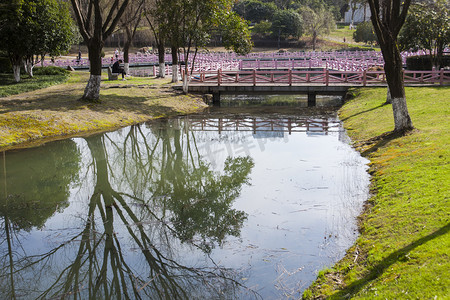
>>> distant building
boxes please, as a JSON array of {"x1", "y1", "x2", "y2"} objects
[{"x1": 345, "y1": 2, "x2": 371, "y2": 24}]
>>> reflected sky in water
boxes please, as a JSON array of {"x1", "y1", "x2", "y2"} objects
[{"x1": 0, "y1": 105, "x2": 369, "y2": 299}]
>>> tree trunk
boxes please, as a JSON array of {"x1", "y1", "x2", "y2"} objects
[
  {"x1": 12, "y1": 65, "x2": 21, "y2": 83},
  {"x1": 158, "y1": 43, "x2": 165, "y2": 78},
  {"x1": 123, "y1": 30, "x2": 132, "y2": 75},
  {"x1": 182, "y1": 75, "x2": 189, "y2": 94},
  {"x1": 312, "y1": 32, "x2": 317, "y2": 51},
  {"x1": 364, "y1": 4, "x2": 367, "y2": 22},
  {"x1": 83, "y1": 75, "x2": 102, "y2": 102},
  {"x1": 9, "y1": 54, "x2": 22, "y2": 82},
  {"x1": 25, "y1": 57, "x2": 33, "y2": 77},
  {"x1": 123, "y1": 42, "x2": 130, "y2": 65},
  {"x1": 82, "y1": 41, "x2": 103, "y2": 102},
  {"x1": 171, "y1": 46, "x2": 179, "y2": 83},
  {"x1": 381, "y1": 39, "x2": 413, "y2": 132},
  {"x1": 386, "y1": 85, "x2": 392, "y2": 104},
  {"x1": 123, "y1": 42, "x2": 130, "y2": 75}
]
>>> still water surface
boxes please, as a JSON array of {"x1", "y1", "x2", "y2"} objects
[{"x1": 0, "y1": 102, "x2": 369, "y2": 299}]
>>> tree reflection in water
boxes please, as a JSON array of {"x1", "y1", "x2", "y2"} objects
[{"x1": 0, "y1": 120, "x2": 256, "y2": 299}]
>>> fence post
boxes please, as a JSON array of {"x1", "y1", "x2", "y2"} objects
[
  {"x1": 253, "y1": 69, "x2": 256, "y2": 86},
  {"x1": 440, "y1": 68, "x2": 444, "y2": 86},
  {"x1": 288, "y1": 69, "x2": 292, "y2": 86},
  {"x1": 325, "y1": 69, "x2": 329, "y2": 86},
  {"x1": 152, "y1": 65, "x2": 156, "y2": 77},
  {"x1": 363, "y1": 70, "x2": 367, "y2": 86},
  {"x1": 218, "y1": 69, "x2": 221, "y2": 86}
]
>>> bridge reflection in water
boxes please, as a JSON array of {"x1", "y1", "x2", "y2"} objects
[{"x1": 185, "y1": 116, "x2": 342, "y2": 136}]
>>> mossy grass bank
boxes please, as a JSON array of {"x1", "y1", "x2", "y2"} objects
[
  {"x1": 304, "y1": 86, "x2": 449, "y2": 299},
  {"x1": 0, "y1": 70, "x2": 207, "y2": 150}
]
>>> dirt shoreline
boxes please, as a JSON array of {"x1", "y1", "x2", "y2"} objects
[{"x1": 0, "y1": 72, "x2": 208, "y2": 151}]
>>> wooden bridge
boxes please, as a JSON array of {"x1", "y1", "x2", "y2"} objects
[{"x1": 185, "y1": 69, "x2": 450, "y2": 106}]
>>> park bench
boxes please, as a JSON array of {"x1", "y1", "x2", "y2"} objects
[{"x1": 107, "y1": 66, "x2": 119, "y2": 80}]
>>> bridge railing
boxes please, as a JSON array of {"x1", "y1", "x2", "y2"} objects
[{"x1": 188, "y1": 69, "x2": 450, "y2": 86}]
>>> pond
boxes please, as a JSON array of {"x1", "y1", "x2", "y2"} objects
[{"x1": 0, "y1": 98, "x2": 369, "y2": 299}]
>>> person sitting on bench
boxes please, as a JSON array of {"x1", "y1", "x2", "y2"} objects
[{"x1": 112, "y1": 59, "x2": 126, "y2": 80}]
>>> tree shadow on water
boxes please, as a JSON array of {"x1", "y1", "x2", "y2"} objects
[{"x1": 330, "y1": 223, "x2": 450, "y2": 299}]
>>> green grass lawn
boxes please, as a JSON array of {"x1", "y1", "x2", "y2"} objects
[
  {"x1": 303, "y1": 86, "x2": 450, "y2": 299},
  {"x1": 324, "y1": 24, "x2": 380, "y2": 51},
  {"x1": 0, "y1": 69, "x2": 70, "y2": 97},
  {"x1": 331, "y1": 24, "x2": 356, "y2": 41}
]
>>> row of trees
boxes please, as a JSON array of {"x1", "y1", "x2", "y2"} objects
[
  {"x1": 354, "y1": 0, "x2": 449, "y2": 70},
  {"x1": 399, "y1": 0, "x2": 449, "y2": 69},
  {"x1": 70, "y1": 0, "x2": 252, "y2": 100},
  {"x1": 0, "y1": 0, "x2": 252, "y2": 99},
  {"x1": 0, "y1": 0, "x2": 75, "y2": 82},
  {"x1": 234, "y1": 0, "x2": 336, "y2": 50}
]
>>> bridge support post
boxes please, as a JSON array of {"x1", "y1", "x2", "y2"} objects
[
  {"x1": 307, "y1": 92, "x2": 316, "y2": 107},
  {"x1": 213, "y1": 92, "x2": 221, "y2": 105}
]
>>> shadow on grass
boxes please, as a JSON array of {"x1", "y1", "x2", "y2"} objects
[
  {"x1": 329, "y1": 222, "x2": 450, "y2": 299},
  {"x1": 0, "y1": 83, "x2": 188, "y2": 118},
  {"x1": 358, "y1": 130, "x2": 406, "y2": 157},
  {"x1": 340, "y1": 103, "x2": 386, "y2": 122}
]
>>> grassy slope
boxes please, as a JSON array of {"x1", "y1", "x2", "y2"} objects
[
  {"x1": 304, "y1": 86, "x2": 450, "y2": 299},
  {"x1": 0, "y1": 71, "x2": 207, "y2": 150}
]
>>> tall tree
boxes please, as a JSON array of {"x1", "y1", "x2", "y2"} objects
[
  {"x1": 158, "y1": 0, "x2": 184, "y2": 83},
  {"x1": 119, "y1": 0, "x2": 145, "y2": 75},
  {"x1": 0, "y1": 0, "x2": 30, "y2": 82},
  {"x1": 367, "y1": 0, "x2": 413, "y2": 133},
  {"x1": 70, "y1": 0, "x2": 129, "y2": 102},
  {"x1": 0, "y1": 0, "x2": 74, "y2": 82},
  {"x1": 144, "y1": 0, "x2": 167, "y2": 78},
  {"x1": 25, "y1": 0, "x2": 74, "y2": 77},
  {"x1": 301, "y1": 5, "x2": 335, "y2": 51},
  {"x1": 163, "y1": 0, "x2": 252, "y2": 92},
  {"x1": 234, "y1": 0, "x2": 277, "y2": 23},
  {"x1": 353, "y1": 21, "x2": 378, "y2": 45},
  {"x1": 399, "y1": 0, "x2": 450, "y2": 69},
  {"x1": 271, "y1": 9, "x2": 303, "y2": 41}
]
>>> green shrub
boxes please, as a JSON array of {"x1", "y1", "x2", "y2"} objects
[
  {"x1": 0, "y1": 57, "x2": 12, "y2": 73},
  {"x1": 353, "y1": 22, "x2": 377, "y2": 45},
  {"x1": 406, "y1": 55, "x2": 450, "y2": 70},
  {"x1": 406, "y1": 56, "x2": 433, "y2": 70},
  {"x1": 33, "y1": 66, "x2": 70, "y2": 76}
]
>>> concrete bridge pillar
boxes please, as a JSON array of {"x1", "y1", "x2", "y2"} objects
[
  {"x1": 308, "y1": 92, "x2": 316, "y2": 107},
  {"x1": 213, "y1": 92, "x2": 221, "y2": 105}
]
